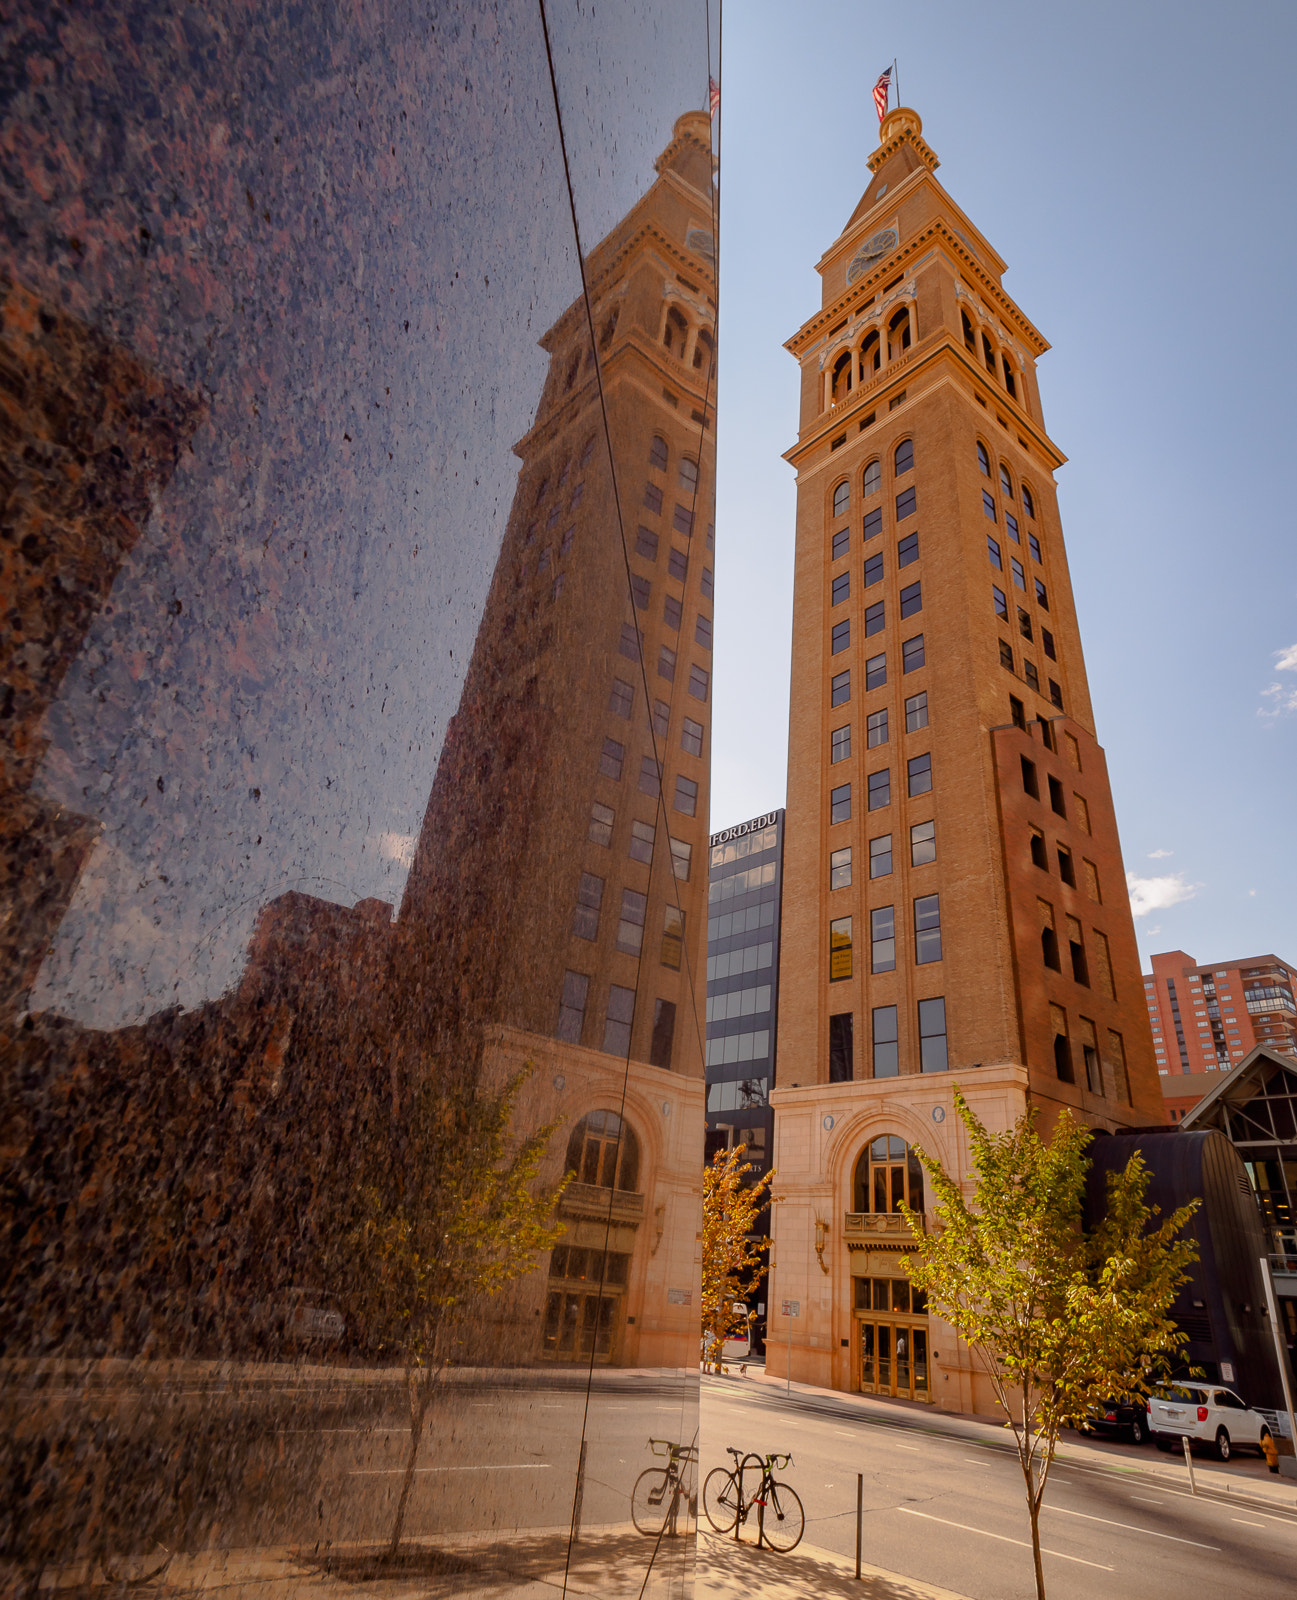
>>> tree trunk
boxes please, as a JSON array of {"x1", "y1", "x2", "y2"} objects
[
  {"x1": 1028, "y1": 1495, "x2": 1047, "y2": 1600},
  {"x1": 386, "y1": 1373, "x2": 430, "y2": 1558}
]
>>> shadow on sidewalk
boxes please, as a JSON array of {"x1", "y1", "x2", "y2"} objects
[{"x1": 696, "y1": 1528, "x2": 971, "y2": 1600}]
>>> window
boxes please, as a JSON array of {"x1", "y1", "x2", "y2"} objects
[
  {"x1": 679, "y1": 456, "x2": 698, "y2": 492},
  {"x1": 833, "y1": 527, "x2": 850, "y2": 560},
  {"x1": 1051, "y1": 1004, "x2": 1073, "y2": 1082},
  {"x1": 669, "y1": 837, "x2": 691, "y2": 880},
  {"x1": 999, "y1": 638, "x2": 1015, "y2": 672},
  {"x1": 987, "y1": 535, "x2": 1002, "y2": 569},
  {"x1": 649, "y1": 434, "x2": 668, "y2": 470},
  {"x1": 1021, "y1": 755, "x2": 1039, "y2": 798},
  {"x1": 602, "y1": 984, "x2": 636, "y2": 1054},
  {"x1": 658, "y1": 644, "x2": 676, "y2": 681},
  {"x1": 833, "y1": 480, "x2": 850, "y2": 518},
  {"x1": 1005, "y1": 511, "x2": 1019, "y2": 544},
  {"x1": 667, "y1": 546, "x2": 687, "y2": 581},
  {"x1": 619, "y1": 622, "x2": 641, "y2": 660},
  {"x1": 1048, "y1": 775, "x2": 1066, "y2": 817},
  {"x1": 1030, "y1": 828, "x2": 1048, "y2": 870},
  {"x1": 1022, "y1": 485, "x2": 1035, "y2": 518},
  {"x1": 674, "y1": 775, "x2": 698, "y2": 816},
  {"x1": 895, "y1": 438, "x2": 914, "y2": 474},
  {"x1": 977, "y1": 441, "x2": 991, "y2": 476},
  {"x1": 999, "y1": 464, "x2": 1013, "y2": 497},
  {"x1": 830, "y1": 916, "x2": 853, "y2": 980},
  {"x1": 868, "y1": 768, "x2": 891, "y2": 810},
  {"x1": 863, "y1": 507, "x2": 883, "y2": 540},
  {"x1": 873, "y1": 1006, "x2": 899, "y2": 1078},
  {"x1": 900, "y1": 581, "x2": 922, "y2": 618},
  {"x1": 993, "y1": 584, "x2": 1008, "y2": 619},
  {"x1": 1083, "y1": 859, "x2": 1101, "y2": 902},
  {"x1": 660, "y1": 905, "x2": 684, "y2": 969},
  {"x1": 863, "y1": 459, "x2": 881, "y2": 496},
  {"x1": 982, "y1": 490, "x2": 997, "y2": 521},
  {"x1": 1041, "y1": 900, "x2": 1061, "y2": 970},
  {"x1": 557, "y1": 970, "x2": 589, "y2": 1044},
  {"x1": 918, "y1": 997, "x2": 948, "y2": 1072},
  {"x1": 911, "y1": 819, "x2": 935, "y2": 866},
  {"x1": 695, "y1": 614, "x2": 712, "y2": 650},
  {"x1": 1028, "y1": 532, "x2": 1042, "y2": 563},
  {"x1": 1057, "y1": 846, "x2": 1076, "y2": 887},
  {"x1": 681, "y1": 716, "x2": 704, "y2": 757},
  {"x1": 1068, "y1": 916, "x2": 1089, "y2": 986},
  {"x1": 897, "y1": 531, "x2": 919, "y2": 567},
  {"x1": 832, "y1": 618, "x2": 851, "y2": 653},
  {"x1": 609, "y1": 678, "x2": 634, "y2": 719},
  {"x1": 914, "y1": 894, "x2": 942, "y2": 963},
  {"x1": 614, "y1": 889, "x2": 646, "y2": 956},
  {"x1": 629, "y1": 818, "x2": 656, "y2": 864},
  {"x1": 600, "y1": 737, "x2": 625, "y2": 780},
  {"x1": 867, "y1": 708, "x2": 888, "y2": 747},
  {"x1": 631, "y1": 574, "x2": 650, "y2": 610},
  {"x1": 869, "y1": 833, "x2": 892, "y2": 877},
  {"x1": 1073, "y1": 794, "x2": 1091, "y2": 834},
  {"x1": 902, "y1": 634, "x2": 925, "y2": 673},
  {"x1": 1042, "y1": 628, "x2": 1056, "y2": 661},
  {"x1": 905, "y1": 691, "x2": 928, "y2": 731},
  {"x1": 1023, "y1": 660, "x2": 1040, "y2": 692},
  {"x1": 1011, "y1": 557, "x2": 1026, "y2": 591},
  {"x1": 1034, "y1": 578, "x2": 1049, "y2": 610},
  {"x1": 1010, "y1": 694, "x2": 1027, "y2": 729},
  {"x1": 663, "y1": 594, "x2": 682, "y2": 630},
  {"x1": 1017, "y1": 607, "x2": 1033, "y2": 641},
  {"x1": 832, "y1": 669, "x2": 851, "y2": 706},
  {"x1": 864, "y1": 552, "x2": 884, "y2": 587},
  {"x1": 830, "y1": 782, "x2": 852, "y2": 823},
  {"x1": 644, "y1": 482, "x2": 663, "y2": 514},
  {"x1": 831, "y1": 723, "x2": 852, "y2": 762},
  {"x1": 688, "y1": 664, "x2": 709, "y2": 701},
  {"x1": 637, "y1": 756, "x2": 661, "y2": 798},
  {"x1": 870, "y1": 906, "x2": 896, "y2": 973},
  {"x1": 1107, "y1": 1028, "x2": 1131, "y2": 1104},
  {"x1": 650, "y1": 998, "x2": 677, "y2": 1069},
  {"x1": 896, "y1": 486, "x2": 916, "y2": 520},
  {"x1": 829, "y1": 1013, "x2": 854, "y2": 1081},
  {"x1": 701, "y1": 565, "x2": 713, "y2": 598},
  {"x1": 833, "y1": 572, "x2": 851, "y2": 606},
  {"x1": 652, "y1": 699, "x2": 670, "y2": 739},
  {"x1": 866, "y1": 653, "x2": 887, "y2": 689},
  {"x1": 907, "y1": 752, "x2": 932, "y2": 796},
  {"x1": 636, "y1": 526, "x2": 659, "y2": 560},
  {"x1": 572, "y1": 873, "x2": 604, "y2": 940},
  {"x1": 672, "y1": 504, "x2": 693, "y2": 536},
  {"x1": 830, "y1": 846, "x2": 852, "y2": 889},
  {"x1": 865, "y1": 600, "x2": 885, "y2": 636},
  {"x1": 589, "y1": 800, "x2": 615, "y2": 847}
]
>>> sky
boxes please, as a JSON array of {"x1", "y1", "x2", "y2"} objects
[{"x1": 710, "y1": 0, "x2": 1297, "y2": 971}]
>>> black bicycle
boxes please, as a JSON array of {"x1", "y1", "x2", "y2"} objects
[
  {"x1": 702, "y1": 1446, "x2": 804, "y2": 1552},
  {"x1": 631, "y1": 1437, "x2": 698, "y2": 1537}
]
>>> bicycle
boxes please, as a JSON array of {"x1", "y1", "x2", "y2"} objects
[
  {"x1": 703, "y1": 1446, "x2": 804, "y2": 1552},
  {"x1": 630, "y1": 1438, "x2": 698, "y2": 1538}
]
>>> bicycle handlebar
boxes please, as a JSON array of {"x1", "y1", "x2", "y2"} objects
[{"x1": 725, "y1": 1445, "x2": 793, "y2": 1471}]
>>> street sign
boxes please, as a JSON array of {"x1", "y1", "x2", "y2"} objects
[{"x1": 781, "y1": 1299, "x2": 800, "y2": 1316}]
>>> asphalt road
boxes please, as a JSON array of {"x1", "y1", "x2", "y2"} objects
[{"x1": 701, "y1": 1373, "x2": 1297, "y2": 1599}]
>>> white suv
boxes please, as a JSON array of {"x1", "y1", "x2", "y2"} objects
[{"x1": 1148, "y1": 1382, "x2": 1271, "y2": 1461}]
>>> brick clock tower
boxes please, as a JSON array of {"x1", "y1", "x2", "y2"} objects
[{"x1": 768, "y1": 108, "x2": 1164, "y2": 1411}]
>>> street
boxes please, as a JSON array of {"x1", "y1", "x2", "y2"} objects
[{"x1": 701, "y1": 1371, "x2": 1297, "y2": 1598}]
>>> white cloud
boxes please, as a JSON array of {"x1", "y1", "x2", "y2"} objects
[
  {"x1": 1147, "y1": 848, "x2": 1173, "y2": 859},
  {"x1": 1249, "y1": 889, "x2": 1257, "y2": 897},
  {"x1": 1126, "y1": 871, "x2": 1198, "y2": 917},
  {"x1": 1276, "y1": 643, "x2": 1297, "y2": 673},
  {"x1": 1258, "y1": 644, "x2": 1297, "y2": 718}
]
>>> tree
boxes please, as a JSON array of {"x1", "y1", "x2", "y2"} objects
[
  {"x1": 900, "y1": 1089, "x2": 1198, "y2": 1600},
  {"x1": 700, "y1": 1144, "x2": 773, "y2": 1374},
  {"x1": 342, "y1": 1063, "x2": 568, "y2": 1558}
]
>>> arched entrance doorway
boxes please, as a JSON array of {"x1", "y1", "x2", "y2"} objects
[{"x1": 849, "y1": 1134, "x2": 931, "y2": 1400}]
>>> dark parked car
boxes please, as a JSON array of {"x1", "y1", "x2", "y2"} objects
[{"x1": 1079, "y1": 1396, "x2": 1150, "y2": 1445}]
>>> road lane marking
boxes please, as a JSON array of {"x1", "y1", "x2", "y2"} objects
[
  {"x1": 1129, "y1": 1497, "x2": 1163, "y2": 1505},
  {"x1": 896, "y1": 1508, "x2": 1113, "y2": 1569},
  {"x1": 1233, "y1": 1518, "x2": 1267, "y2": 1528},
  {"x1": 348, "y1": 1464, "x2": 551, "y2": 1475},
  {"x1": 895, "y1": 1445, "x2": 919, "y2": 1453},
  {"x1": 1046, "y1": 1506, "x2": 1219, "y2": 1549}
]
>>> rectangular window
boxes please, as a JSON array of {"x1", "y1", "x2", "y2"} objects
[
  {"x1": 663, "y1": 594, "x2": 682, "y2": 630},
  {"x1": 609, "y1": 678, "x2": 634, "y2": 718},
  {"x1": 638, "y1": 756, "x2": 661, "y2": 796},
  {"x1": 899, "y1": 581, "x2": 922, "y2": 618},
  {"x1": 644, "y1": 482, "x2": 663, "y2": 514},
  {"x1": 1010, "y1": 694, "x2": 1026, "y2": 729},
  {"x1": 616, "y1": 888, "x2": 647, "y2": 955},
  {"x1": 631, "y1": 574, "x2": 651, "y2": 610},
  {"x1": 832, "y1": 669, "x2": 851, "y2": 706},
  {"x1": 833, "y1": 526, "x2": 850, "y2": 561},
  {"x1": 1073, "y1": 793, "x2": 1091, "y2": 834},
  {"x1": 649, "y1": 434, "x2": 668, "y2": 469},
  {"x1": 1024, "y1": 659, "x2": 1040, "y2": 692},
  {"x1": 652, "y1": 698, "x2": 670, "y2": 739},
  {"x1": 667, "y1": 545, "x2": 687, "y2": 581},
  {"x1": 866, "y1": 653, "x2": 887, "y2": 690},
  {"x1": 905, "y1": 691, "x2": 928, "y2": 731},
  {"x1": 869, "y1": 833, "x2": 892, "y2": 877},
  {"x1": 1057, "y1": 845, "x2": 1076, "y2": 886},
  {"x1": 830, "y1": 845, "x2": 852, "y2": 889},
  {"x1": 910, "y1": 819, "x2": 936, "y2": 866},
  {"x1": 660, "y1": 905, "x2": 684, "y2": 969},
  {"x1": 673, "y1": 503, "x2": 693, "y2": 535},
  {"x1": 831, "y1": 723, "x2": 852, "y2": 762},
  {"x1": 873, "y1": 1005, "x2": 899, "y2": 1078},
  {"x1": 866, "y1": 708, "x2": 888, "y2": 747},
  {"x1": 830, "y1": 916, "x2": 853, "y2": 981},
  {"x1": 629, "y1": 817, "x2": 656, "y2": 864},
  {"x1": 670, "y1": 836, "x2": 692, "y2": 880},
  {"x1": 870, "y1": 906, "x2": 896, "y2": 973},
  {"x1": 636, "y1": 526, "x2": 659, "y2": 560},
  {"x1": 864, "y1": 600, "x2": 885, "y2": 636},
  {"x1": 1107, "y1": 1028, "x2": 1132, "y2": 1104},
  {"x1": 588, "y1": 801, "x2": 615, "y2": 847},
  {"x1": 832, "y1": 618, "x2": 851, "y2": 654},
  {"x1": 864, "y1": 507, "x2": 883, "y2": 540},
  {"x1": 902, "y1": 634, "x2": 925, "y2": 672},
  {"x1": 674, "y1": 775, "x2": 698, "y2": 815},
  {"x1": 1083, "y1": 858, "x2": 1101, "y2": 903},
  {"x1": 918, "y1": 997, "x2": 948, "y2": 1072},
  {"x1": 600, "y1": 737, "x2": 625, "y2": 780},
  {"x1": 1011, "y1": 557, "x2": 1026, "y2": 591},
  {"x1": 914, "y1": 894, "x2": 942, "y2": 964},
  {"x1": 681, "y1": 716, "x2": 704, "y2": 757},
  {"x1": 619, "y1": 622, "x2": 641, "y2": 661},
  {"x1": 1092, "y1": 930, "x2": 1116, "y2": 999},
  {"x1": 1048, "y1": 678, "x2": 1063, "y2": 710},
  {"x1": 999, "y1": 638, "x2": 1015, "y2": 671},
  {"x1": 897, "y1": 531, "x2": 919, "y2": 567},
  {"x1": 907, "y1": 752, "x2": 932, "y2": 796},
  {"x1": 649, "y1": 998, "x2": 677, "y2": 1069},
  {"x1": 1042, "y1": 627, "x2": 1056, "y2": 661},
  {"x1": 864, "y1": 552, "x2": 884, "y2": 587},
  {"x1": 557, "y1": 970, "x2": 589, "y2": 1044},
  {"x1": 829, "y1": 1013, "x2": 854, "y2": 1081},
  {"x1": 993, "y1": 584, "x2": 1008, "y2": 619},
  {"x1": 982, "y1": 489, "x2": 997, "y2": 521},
  {"x1": 867, "y1": 768, "x2": 891, "y2": 810},
  {"x1": 1017, "y1": 606, "x2": 1033, "y2": 641},
  {"x1": 1005, "y1": 511, "x2": 1019, "y2": 543},
  {"x1": 830, "y1": 782, "x2": 852, "y2": 823},
  {"x1": 688, "y1": 664, "x2": 710, "y2": 701},
  {"x1": 987, "y1": 534, "x2": 1002, "y2": 569},
  {"x1": 701, "y1": 565, "x2": 713, "y2": 598},
  {"x1": 658, "y1": 644, "x2": 676, "y2": 681},
  {"x1": 833, "y1": 572, "x2": 851, "y2": 605},
  {"x1": 1067, "y1": 915, "x2": 1089, "y2": 986},
  {"x1": 602, "y1": 983, "x2": 636, "y2": 1054},
  {"x1": 896, "y1": 486, "x2": 916, "y2": 520},
  {"x1": 1035, "y1": 578, "x2": 1049, "y2": 610},
  {"x1": 1021, "y1": 755, "x2": 1039, "y2": 798},
  {"x1": 572, "y1": 872, "x2": 604, "y2": 940},
  {"x1": 1048, "y1": 775, "x2": 1066, "y2": 817},
  {"x1": 1028, "y1": 532, "x2": 1042, "y2": 563}
]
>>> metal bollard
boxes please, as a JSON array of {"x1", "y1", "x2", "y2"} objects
[
  {"x1": 855, "y1": 1472, "x2": 863, "y2": 1579},
  {"x1": 1181, "y1": 1434, "x2": 1196, "y2": 1495}
]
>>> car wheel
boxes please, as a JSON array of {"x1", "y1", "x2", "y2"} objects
[
  {"x1": 1129, "y1": 1414, "x2": 1146, "y2": 1446},
  {"x1": 1154, "y1": 1437, "x2": 1174, "y2": 1453},
  {"x1": 1215, "y1": 1427, "x2": 1231, "y2": 1462}
]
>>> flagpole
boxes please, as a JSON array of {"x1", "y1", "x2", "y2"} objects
[{"x1": 893, "y1": 57, "x2": 900, "y2": 110}]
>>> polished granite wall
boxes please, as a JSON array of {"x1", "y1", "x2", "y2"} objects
[{"x1": 0, "y1": 3, "x2": 716, "y2": 1592}]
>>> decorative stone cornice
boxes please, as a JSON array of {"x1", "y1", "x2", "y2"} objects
[{"x1": 868, "y1": 107, "x2": 939, "y2": 175}]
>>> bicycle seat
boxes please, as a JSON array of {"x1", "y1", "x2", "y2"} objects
[{"x1": 726, "y1": 1445, "x2": 745, "y2": 1461}]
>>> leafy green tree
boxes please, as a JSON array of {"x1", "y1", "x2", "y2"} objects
[
  {"x1": 900, "y1": 1089, "x2": 1198, "y2": 1600},
  {"x1": 700, "y1": 1144, "x2": 773, "y2": 1373}
]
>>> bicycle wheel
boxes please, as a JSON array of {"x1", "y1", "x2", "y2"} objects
[
  {"x1": 702, "y1": 1467, "x2": 741, "y2": 1533},
  {"x1": 759, "y1": 1479, "x2": 805, "y2": 1552},
  {"x1": 631, "y1": 1468, "x2": 673, "y2": 1536}
]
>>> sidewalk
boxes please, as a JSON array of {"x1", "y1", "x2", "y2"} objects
[{"x1": 696, "y1": 1527, "x2": 972, "y2": 1600}]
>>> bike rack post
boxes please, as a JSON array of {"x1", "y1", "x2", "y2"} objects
[
  {"x1": 1181, "y1": 1434, "x2": 1196, "y2": 1496},
  {"x1": 855, "y1": 1472, "x2": 863, "y2": 1578}
]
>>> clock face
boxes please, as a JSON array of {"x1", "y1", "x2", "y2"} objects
[{"x1": 847, "y1": 227, "x2": 898, "y2": 283}]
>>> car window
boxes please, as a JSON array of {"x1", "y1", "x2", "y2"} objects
[
  {"x1": 1155, "y1": 1384, "x2": 1201, "y2": 1403},
  {"x1": 1214, "y1": 1391, "x2": 1245, "y2": 1410}
]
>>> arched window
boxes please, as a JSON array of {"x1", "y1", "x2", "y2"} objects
[
  {"x1": 976, "y1": 441, "x2": 991, "y2": 477},
  {"x1": 693, "y1": 328, "x2": 714, "y2": 374},
  {"x1": 999, "y1": 464, "x2": 1013, "y2": 498},
  {"x1": 649, "y1": 434, "x2": 668, "y2": 470},
  {"x1": 832, "y1": 479, "x2": 851, "y2": 519},
  {"x1": 981, "y1": 333, "x2": 997, "y2": 375},
  {"x1": 861, "y1": 330, "x2": 881, "y2": 376},
  {"x1": 831, "y1": 350, "x2": 853, "y2": 402},
  {"x1": 599, "y1": 309, "x2": 619, "y2": 350},
  {"x1": 852, "y1": 1135, "x2": 926, "y2": 1215},
  {"x1": 679, "y1": 456, "x2": 699, "y2": 492},
  {"x1": 565, "y1": 1109, "x2": 641, "y2": 1192},
  {"x1": 888, "y1": 306, "x2": 912, "y2": 359},
  {"x1": 1021, "y1": 484, "x2": 1036, "y2": 520},
  {"x1": 863, "y1": 459, "x2": 881, "y2": 497},
  {"x1": 664, "y1": 307, "x2": 688, "y2": 355},
  {"x1": 1002, "y1": 356, "x2": 1017, "y2": 400},
  {"x1": 894, "y1": 439, "x2": 914, "y2": 476},
  {"x1": 961, "y1": 311, "x2": 975, "y2": 352}
]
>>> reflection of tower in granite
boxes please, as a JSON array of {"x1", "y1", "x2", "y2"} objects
[{"x1": 396, "y1": 113, "x2": 717, "y2": 1365}]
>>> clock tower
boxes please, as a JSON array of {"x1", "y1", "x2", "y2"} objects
[{"x1": 768, "y1": 108, "x2": 1165, "y2": 1410}]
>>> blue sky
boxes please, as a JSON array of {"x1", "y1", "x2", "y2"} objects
[{"x1": 710, "y1": 0, "x2": 1297, "y2": 970}]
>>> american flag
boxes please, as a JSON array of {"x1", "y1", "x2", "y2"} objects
[
  {"x1": 709, "y1": 77, "x2": 720, "y2": 120},
  {"x1": 872, "y1": 66, "x2": 892, "y2": 124}
]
